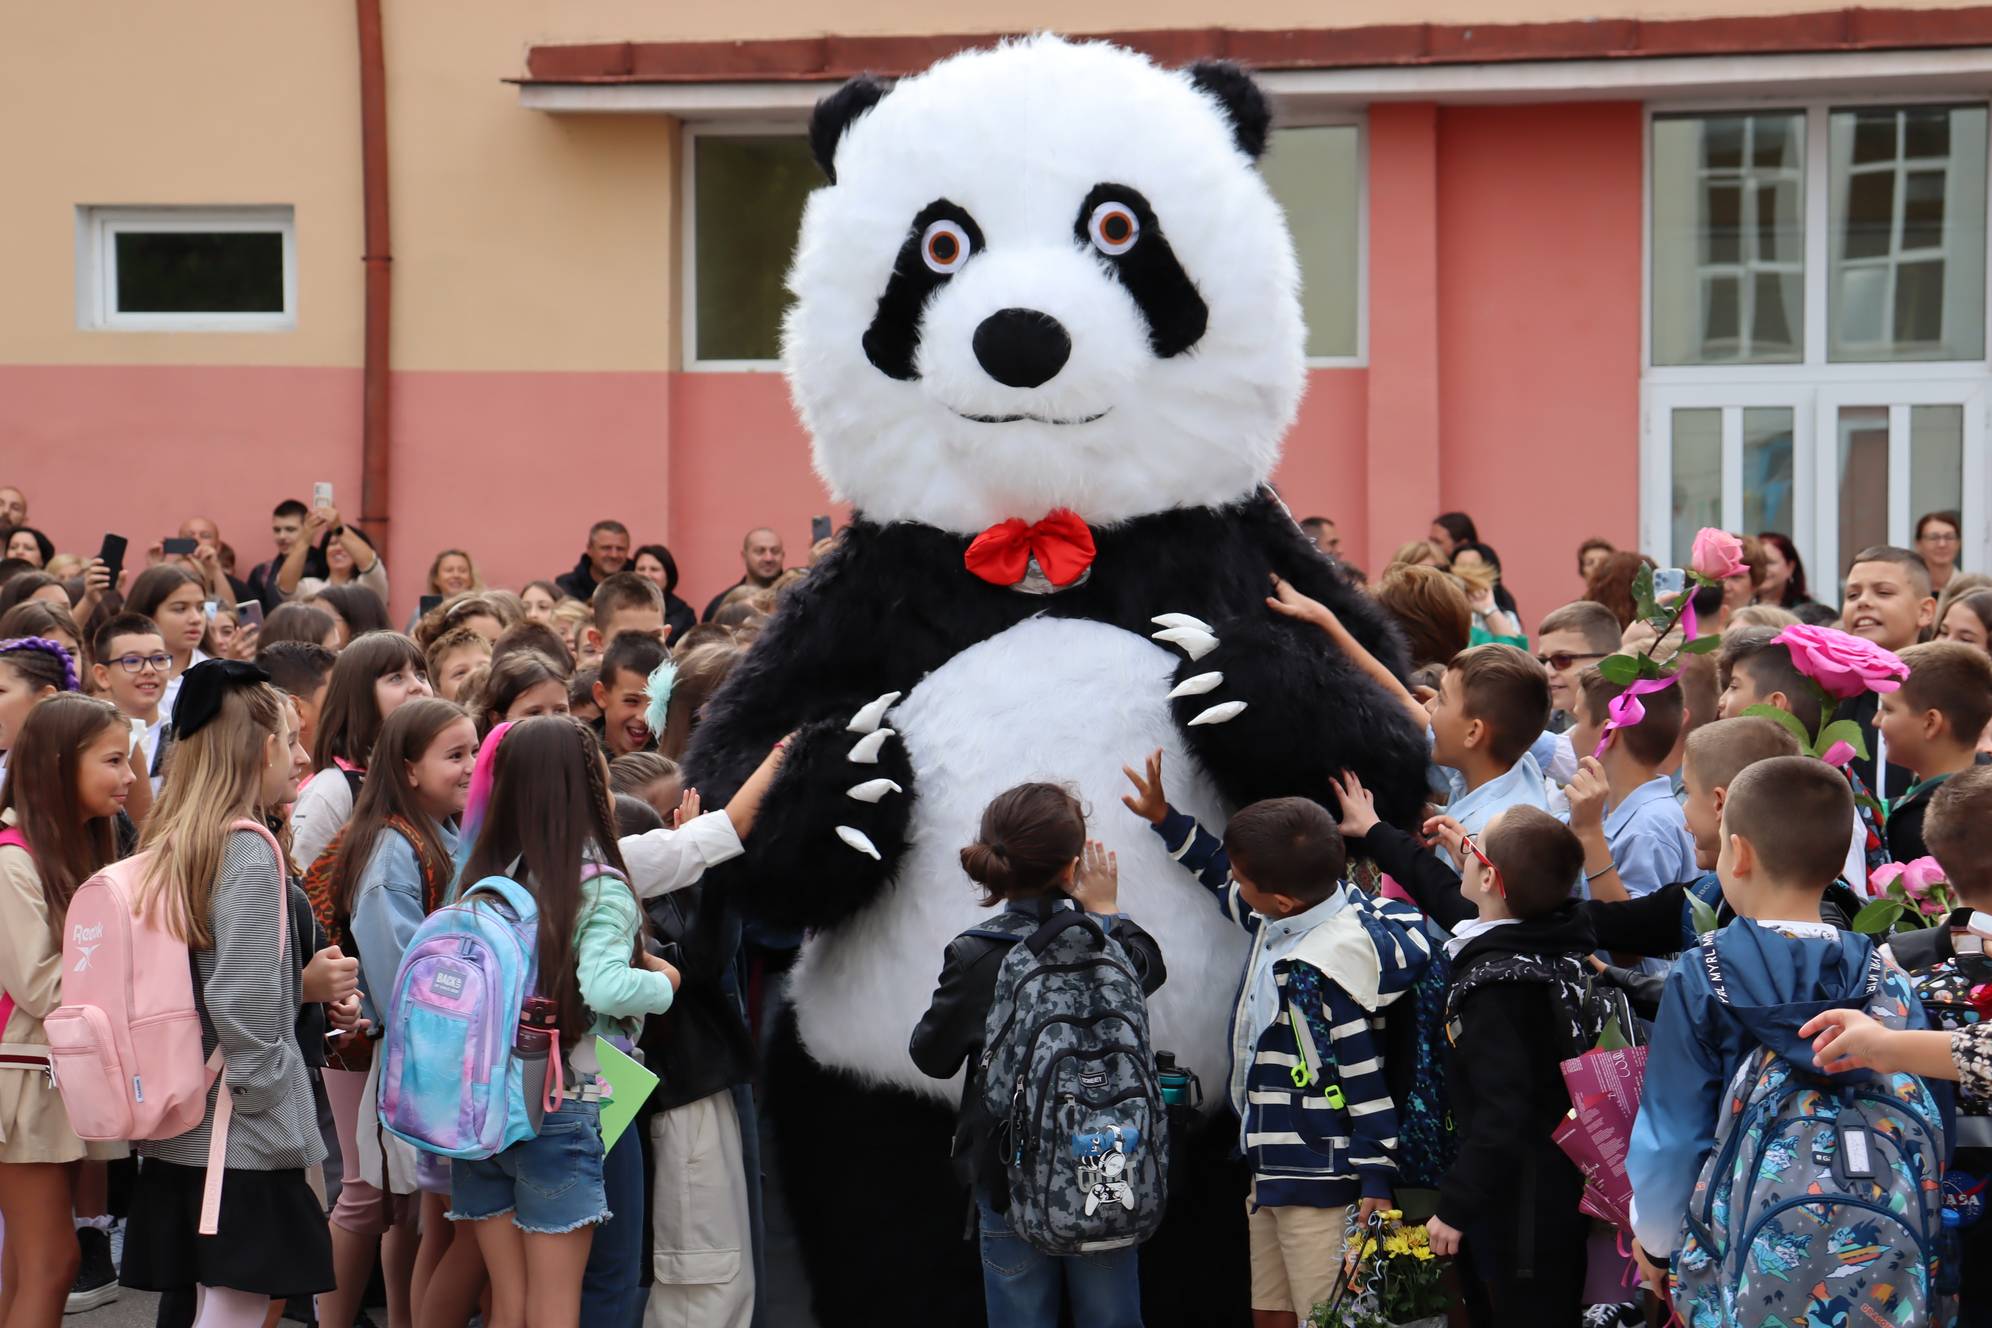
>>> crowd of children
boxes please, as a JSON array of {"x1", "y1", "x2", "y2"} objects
[{"x1": 0, "y1": 500, "x2": 1990, "y2": 1328}]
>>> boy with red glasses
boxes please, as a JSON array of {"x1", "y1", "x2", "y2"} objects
[{"x1": 1330, "y1": 780, "x2": 1603, "y2": 1326}]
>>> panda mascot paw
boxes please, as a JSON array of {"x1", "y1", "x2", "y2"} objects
[{"x1": 682, "y1": 35, "x2": 1424, "y2": 1328}]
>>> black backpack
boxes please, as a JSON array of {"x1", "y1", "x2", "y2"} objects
[{"x1": 971, "y1": 910, "x2": 1168, "y2": 1256}]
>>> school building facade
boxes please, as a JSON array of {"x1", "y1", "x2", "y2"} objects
[{"x1": 3, "y1": 1, "x2": 1990, "y2": 619}]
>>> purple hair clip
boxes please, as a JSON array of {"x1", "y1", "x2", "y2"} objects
[{"x1": 0, "y1": 636, "x2": 81, "y2": 693}]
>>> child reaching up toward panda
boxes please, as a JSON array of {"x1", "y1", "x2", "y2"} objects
[
  {"x1": 910, "y1": 783, "x2": 1167, "y2": 1328},
  {"x1": 1121, "y1": 754, "x2": 1432, "y2": 1328}
]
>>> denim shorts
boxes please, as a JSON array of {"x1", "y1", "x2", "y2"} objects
[{"x1": 446, "y1": 1100, "x2": 610, "y2": 1234}]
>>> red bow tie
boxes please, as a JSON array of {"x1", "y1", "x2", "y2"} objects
[{"x1": 964, "y1": 509, "x2": 1097, "y2": 589}]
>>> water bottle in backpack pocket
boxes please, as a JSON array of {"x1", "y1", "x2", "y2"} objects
[
  {"x1": 378, "y1": 874, "x2": 544, "y2": 1159},
  {"x1": 1672, "y1": 952, "x2": 1952, "y2": 1328},
  {"x1": 976, "y1": 909, "x2": 1168, "y2": 1256}
]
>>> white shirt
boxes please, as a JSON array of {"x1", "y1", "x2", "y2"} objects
[
  {"x1": 1445, "y1": 915, "x2": 1519, "y2": 959},
  {"x1": 290, "y1": 766, "x2": 356, "y2": 871},
  {"x1": 618, "y1": 809, "x2": 744, "y2": 900}
]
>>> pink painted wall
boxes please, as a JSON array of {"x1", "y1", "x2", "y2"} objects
[
  {"x1": 664, "y1": 371, "x2": 846, "y2": 608},
  {"x1": 1273, "y1": 369, "x2": 1369, "y2": 564},
  {"x1": 1365, "y1": 103, "x2": 1445, "y2": 580},
  {"x1": 0, "y1": 364, "x2": 362, "y2": 581},
  {"x1": 1433, "y1": 102, "x2": 1644, "y2": 622}
]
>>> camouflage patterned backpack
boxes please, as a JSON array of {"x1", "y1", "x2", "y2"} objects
[
  {"x1": 1672, "y1": 949, "x2": 1952, "y2": 1328},
  {"x1": 974, "y1": 908, "x2": 1168, "y2": 1256}
]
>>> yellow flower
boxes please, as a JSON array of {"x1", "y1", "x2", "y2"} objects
[
  {"x1": 1410, "y1": 1246, "x2": 1435, "y2": 1261},
  {"x1": 1382, "y1": 1234, "x2": 1412, "y2": 1257}
]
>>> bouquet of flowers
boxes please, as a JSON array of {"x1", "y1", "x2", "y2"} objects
[
  {"x1": 1854, "y1": 857, "x2": 1960, "y2": 934},
  {"x1": 1309, "y1": 1210, "x2": 1449, "y2": 1328}
]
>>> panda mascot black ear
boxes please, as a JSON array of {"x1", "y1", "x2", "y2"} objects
[
  {"x1": 809, "y1": 75, "x2": 888, "y2": 183},
  {"x1": 1186, "y1": 60, "x2": 1271, "y2": 160}
]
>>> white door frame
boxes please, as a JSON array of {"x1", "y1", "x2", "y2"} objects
[
  {"x1": 1642, "y1": 384, "x2": 1816, "y2": 567},
  {"x1": 1811, "y1": 378, "x2": 1987, "y2": 585}
]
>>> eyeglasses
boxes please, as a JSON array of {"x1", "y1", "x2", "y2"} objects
[
  {"x1": 1536, "y1": 651, "x2": 1606, "y2": 672},
  {"x1": 113, "y1": 652, "x2": 173, "y2": 675},
  {"x1": 1920, "y1": 531, "x2": 1960, "y2": 544},
  {"x1": 1460, "y1": 832, "x2": 1506, "y2": 897}
]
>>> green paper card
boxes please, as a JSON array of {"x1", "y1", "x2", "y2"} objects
[{"x1": 595, "y1": 1036, "x2": 659, "y2": 1149}]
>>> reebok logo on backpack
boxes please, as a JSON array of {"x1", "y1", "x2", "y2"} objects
[{"x1": 975, "y1": 909, "x2": 1168, "y2": 1256}]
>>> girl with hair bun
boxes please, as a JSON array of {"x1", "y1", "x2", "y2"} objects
[{"x1": 910, "y1": 782, "x2": 1167, "y2": 1326}]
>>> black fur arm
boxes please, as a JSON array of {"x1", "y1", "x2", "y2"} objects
[
  {"x1": 681, "y1": 525, "x2": 979, "y2": 931},
  {"x1": 1156, "y1": 501, "x2": 1432, "y2": 828}
]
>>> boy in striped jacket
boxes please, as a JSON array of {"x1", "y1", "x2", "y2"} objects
[{"x1": 1122, "y1": 754, "x2": 1432, "y2": 1328}]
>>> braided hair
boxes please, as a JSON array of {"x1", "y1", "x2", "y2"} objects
[{"x1": 0, "y1": 636, "x2": 81, "y2": 695}]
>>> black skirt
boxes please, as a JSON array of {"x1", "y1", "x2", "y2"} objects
[{"x1": 121, "y1": 1158, "x2": 334, "y2": 1299}]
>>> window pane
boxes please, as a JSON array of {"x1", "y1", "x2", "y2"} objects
[
  {"x1": 1652, "y1": 113, "x2": 1805, "y2": 365},
  {"x1": 1829, "y1": 104, "x2": 1987, "y2": 361},
  {"x1": 1672, "y1": 408, "x2": 1723, "y2": 562},
  {"x1": 1742, "y1": 407, "x2": 1796, "y2": 537},
  {"x1": 1837, "y1": 406, "x2": 1891, "y2": 564},
  {"x1": 693, "y1": 135, "x2": 821, "y2": 362},
  {"x1": 1260, "y1": 126, "x2": 1361, "y2": 359},
  {"x1": 1910, "y1": 404, "x2": 1964, "y2": 535},
  {"x1": 114, "y1": 230, "x2": 283, "y2": 314}
]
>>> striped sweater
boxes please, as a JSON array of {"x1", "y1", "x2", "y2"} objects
[{"x1": 1154, "y1": 808, "x2": 1432, "y2": 1208}]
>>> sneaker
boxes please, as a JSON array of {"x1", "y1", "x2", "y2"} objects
[{"x1": 64, "y1": 1226, "x2": 119, "y2": 1315}]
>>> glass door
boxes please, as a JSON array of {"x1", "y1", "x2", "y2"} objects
[
  {"x1": 1644, "y1": 387, "x2": 1814, "y2": 567},
  {"x1": 1812, "y1": 382, "x2": 1986, "y2": 586}
]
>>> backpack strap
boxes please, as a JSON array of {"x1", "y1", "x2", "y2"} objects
[
  {"x1": 0, "y1": 828, "x2": 24, "y2": 1037},
  {"x1": 1025, "y1": 909, "x2": 1108, "y2": 957},
  {"x1": 198, "y1": 818, "x2": 292, "y2": 1237}
]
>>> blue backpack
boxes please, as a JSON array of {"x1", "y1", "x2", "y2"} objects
[
  {"x1": 378, "y1": 874, "x2": 551, "y2": 1159},
  {"x1": 1673, "y1": 950, "x2": 1952, "y2": 1328}
]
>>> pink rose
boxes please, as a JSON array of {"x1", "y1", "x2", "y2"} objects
[
  {"x1": 1772, "y1": 624, "x2": 1910, "y2": 700},
  {"x1": 1689, "y1": 528, "x2": 1747, "y2": 581},
  {"x1": 1870, "y1": 863, "x2": 1905, "y2": 892},
  {"x1": 1903, "y1": 857, "x2": 1947, "y2": 896}
]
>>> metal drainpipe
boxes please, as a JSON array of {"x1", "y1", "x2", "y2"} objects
[{"x1": 356, "y1": 0, "x2": 392, "y2": 552}]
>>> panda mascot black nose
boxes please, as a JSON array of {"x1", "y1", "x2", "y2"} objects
[{"x1": 972, "y1": 308, "x2": 1072, "y2": 389}]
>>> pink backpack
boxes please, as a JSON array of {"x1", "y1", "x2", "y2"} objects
[{"x1": 41, "y1": 818, "x2": 289, "y2": 1234}]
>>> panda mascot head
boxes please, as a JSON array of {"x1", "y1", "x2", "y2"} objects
[{"x1": 784, "y1": 35, "x2": 1305, "y2": 534}]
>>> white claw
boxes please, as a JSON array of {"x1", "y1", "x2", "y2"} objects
[
  {"x1": 836, "y1": 825, "x2": 882, "y2": 860},
  {"x1": 1150, "y1": 613, "x2": 1214, "y2": 635},
  {"x1": 1168, "y1": 671, "x2": 1225, "y2": 699},
  {"x1": 847, "y1": 692, "x2": 903, "y2": 735},
  {"x1": 1188, "y1": 701, "x2": 1249, "y2": 727},
  {"x1": 847, "y1": 728, "x2": 895, "y2": 764},
  {"x1": 847, "y1": 778, "x2": 902, "y2": 804},
  {"x1": 1152, "y1": 627, "x2": 1219, "y2": 662}
]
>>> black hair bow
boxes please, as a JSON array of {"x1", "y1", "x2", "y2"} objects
[{"x1": 173, "y1": 658, "x2": 271, "y2": 740}]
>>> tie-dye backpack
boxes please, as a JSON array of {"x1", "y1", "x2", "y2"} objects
[{"x1": 1672, "y1": 950, "x2": 1952, "y2": 1328}]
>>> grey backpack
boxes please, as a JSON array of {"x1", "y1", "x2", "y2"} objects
[{"x1": 973, "y1": 909, "x2": 1168, "y2": 1256}]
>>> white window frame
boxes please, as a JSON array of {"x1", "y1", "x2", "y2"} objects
[
  {"x1": 1270, "y1": 112, "x2": 1369, "y2": 369},
  {"x1": 681, "y1": 121, "x2": 811, "y2": 372},
  {"x1": 76, "y1": 206, "x2": 296, "y2": 332},
  {"x1": 680, "y1": 113, "x2": 1370, "y2": 371},
  {"x1": 1640, "y1": 93, "x2": 1992, "y2": 577}
]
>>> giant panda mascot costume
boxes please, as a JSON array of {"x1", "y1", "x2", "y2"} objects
[{"x1": 683, "y1": 35, "x2": 1429, "y2": 1327}]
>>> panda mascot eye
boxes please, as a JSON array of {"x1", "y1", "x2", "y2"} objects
[
  {"x1": 921, "y1": 219, "x2": 973, "y2": 275},
  {"x1": 1087, "y1": 201, "x2": 1140, "y2": 256}
]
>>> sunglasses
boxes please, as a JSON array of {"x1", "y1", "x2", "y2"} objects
[
  {"x1": 1536, "y1": 651, "x2": 1606, "y2": 672},
  {"x1": 1460, "y1": 832, "x2": 1506, "y2": 897}
]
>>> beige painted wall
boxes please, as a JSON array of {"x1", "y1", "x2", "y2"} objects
[
  {"x1": 2, "y1": 0, "x2": 1976, "y2": 372},
  {"x1": 520, "y1": 0, "x2": 1992, "y2": 41}
]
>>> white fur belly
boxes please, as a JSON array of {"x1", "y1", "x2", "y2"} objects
[{"x1": 790, "y1": 615, "x2": 1245, "y2": 1107}]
